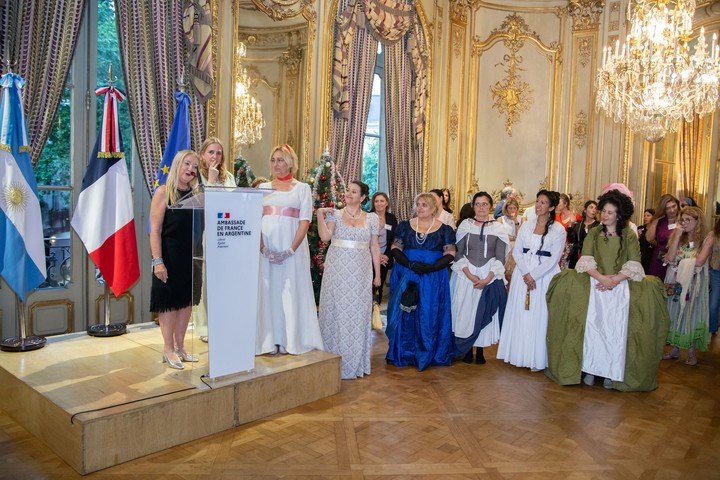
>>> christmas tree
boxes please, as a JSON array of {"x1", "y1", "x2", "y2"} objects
[
  {"x1": 306, "y1": 152, "x2": 346, "y2": 305},
  {"x1": 233, "y1": 154, "x2": 256, "y2": 187}
]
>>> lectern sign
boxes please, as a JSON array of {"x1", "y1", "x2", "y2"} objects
[{"x1": 205, "y1": 187, "x2": 264, "y2": 378}]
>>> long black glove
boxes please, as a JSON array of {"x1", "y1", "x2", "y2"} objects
[
  {"x1": 411, "y1": 254, "x2": 453, "y2": 274},
  {"x1": 391, "y1": 248, "x2": 411, "y2": 268}
]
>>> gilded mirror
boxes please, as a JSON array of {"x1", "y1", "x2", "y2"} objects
[{"x1": 232, "y1": 0, "x2": 315, "y2": 178}]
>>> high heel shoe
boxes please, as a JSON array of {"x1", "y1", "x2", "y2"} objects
[
  {"x1": 175, "y1": 349, "x2": 199, "y2": 362},
  {"x1": 162, "y1": 353, "x2": 185, "y2": 370}
]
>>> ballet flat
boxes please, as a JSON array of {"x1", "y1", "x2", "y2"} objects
[
  {"x1": 162, "y1": 354, "x2": 185, "y2": 370},
  {"x1": 175, "y1": 350, "x2": 199, "y2": 362}
]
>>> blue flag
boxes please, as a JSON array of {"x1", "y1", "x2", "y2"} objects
[
  {"x1": 0, "y1": 73, "x2": 47, "y2": 300},
  {"x1": 154, "y1": 91, "x2": 190, "y2": 191}
]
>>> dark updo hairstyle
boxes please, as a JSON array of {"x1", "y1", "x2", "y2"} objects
[
  {"x1": 597, "y1": 189, "x2": 634, "y2": 235},
  {"x1": 582, "y1": 200, "x2": 598, "y2": 221},
  {"x1": 597, "y1": 189, "x2": 635, "y2": 270},
  {"x1": 536, "y1": 189, "x2": 560, "y2": 253},
  {"x1": 472, "y1": 191, "x2": 494, "y2": 207},
  {"x1": 350, "y1": 180, "x2": 370, "y2": 206}
]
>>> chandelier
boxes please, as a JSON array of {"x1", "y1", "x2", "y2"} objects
[
  {"x1": 234, "y1": 42, "x2": 265, "y2": 146},
  {"x1": 595, "y1": 0, "x2": 720, "y2": 142}
]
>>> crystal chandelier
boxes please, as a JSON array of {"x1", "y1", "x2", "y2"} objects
[
  {"x1": 595, "y1": 0, "x2": 720, "y2": 142},
  {"x1": 234, "y1": 42, "x2": 265, "y2": 146}
]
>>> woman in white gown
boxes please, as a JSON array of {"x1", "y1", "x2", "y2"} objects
[
  {"x1": 497, "y1": 190, "x2": 565, "y2": 371},
  {"x1": 256, "y1": 145, "x2": 324, "y2": 355},
  {"x1": 450, "y1": 192, "x2": 509, "y2": 364}
]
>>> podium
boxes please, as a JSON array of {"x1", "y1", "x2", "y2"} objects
[{"x1": 171, "y1": 186, "x2": 269, "y2": 378}]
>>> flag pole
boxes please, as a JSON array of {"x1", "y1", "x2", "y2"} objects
[
  {"x1": 82, "y1": 63, "x2": 132, "y2": 338},
  {"x1": 0, "y1": 293, "x2": 47, "y2": 352},
  {"x1": 87, "y1": 280, "x2": 128, "y2": 338}
]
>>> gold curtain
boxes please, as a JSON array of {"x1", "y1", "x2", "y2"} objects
[{"x1": 677, "y1": 115, "x2": 705, "y2": 206}]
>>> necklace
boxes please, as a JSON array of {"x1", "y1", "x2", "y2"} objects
[
  {"x1": 276, "y1": 172, "x2": 293, "y2": 182},
  {"x1": 414, "y1": 218, "x2": 435, "y2": 245},
  {"x1": 344, "y1": 207, "x2": 362, "y2": 219}
]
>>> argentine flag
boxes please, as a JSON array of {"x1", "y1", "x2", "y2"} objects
[{"x1": 0, "y1": 73, "x2": 46, "y2": 301}]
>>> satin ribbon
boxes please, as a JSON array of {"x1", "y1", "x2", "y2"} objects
[
  {"x1": 331, "y1": 238, "x2": 369, "y2": 250},
  {"x1": 263, "y1": 206, "x2": 300, "y2": 218}
]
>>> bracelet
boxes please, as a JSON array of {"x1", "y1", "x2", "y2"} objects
[{"x1": 152, "y1": 257, "x2": 164, "y2": 268}]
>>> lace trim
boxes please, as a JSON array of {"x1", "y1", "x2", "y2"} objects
[
  {"x1": 619, "y1": 260, "x2": 645, "y2": 281},
  {"x1": 575, "y1": 255, "x2": 597, "y2": 273}
]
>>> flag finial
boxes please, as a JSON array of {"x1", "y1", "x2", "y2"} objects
[{"x1": 106, "y1": 64, "x2": 117, "y2": 86}]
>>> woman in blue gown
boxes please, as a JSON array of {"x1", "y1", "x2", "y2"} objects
[{"x1": 386, "y1": 193, "x2": 456, "y2": 370}]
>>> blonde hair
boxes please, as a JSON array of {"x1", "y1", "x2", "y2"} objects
[
  {"x1": 679, "y1": 206, "x2": 706, "y2": 247},
  {"x1": 165, "y1": 150, "x2": 200, "y2": 205},
  {"x1": 414, "y1": 192, "x2": 439, "y2": 217},
  {"x1": 269, "y1": 144, "x2": 298, "y2": 177},
  {"x1": 198, "y1": 137, "x2": 228, "y2": 184},
  {"x1": 503, "y1": 197, "x2": 520, "y2": 217}
]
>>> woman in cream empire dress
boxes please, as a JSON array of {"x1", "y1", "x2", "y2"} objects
[
  {"x1": 256, "y1": 145, "x2": 324, "y2": 355},
  {"x1": 497, "y1": 190, "x2": 565, "y2": 371}
]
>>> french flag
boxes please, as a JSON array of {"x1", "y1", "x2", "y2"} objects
[{"x1": 71, "y1": 85, "x2": 139, "y2": 296}]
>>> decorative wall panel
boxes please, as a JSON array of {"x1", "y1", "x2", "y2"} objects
[{"x1": 468, "y1": 8, "x2": 563, "y2": 202}]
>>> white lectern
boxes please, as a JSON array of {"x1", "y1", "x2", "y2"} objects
[{"x1": 172, "y1": 186, "x2": 268, "y2": 378}]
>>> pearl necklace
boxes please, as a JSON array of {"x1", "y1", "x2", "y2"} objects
[{"x1": 414, "y1": 218, "x2": 435, "y2": 245}]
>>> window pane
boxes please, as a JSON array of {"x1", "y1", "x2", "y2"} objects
[
  {"x1": 38, "y1": 190, "x2": 72, "y2": 289},
  {"x1": 366, "y1": 74, "x2": 382, "y2": 135},
  {"x1": 97, "y1": 0, "x2": 133, "y2": 170},
  {"x1": 35, "y1": 84, "x2": 71, "y2": 186},
  {"x1": 361, "y1": 135, "x2": 379, "y2": 200}
]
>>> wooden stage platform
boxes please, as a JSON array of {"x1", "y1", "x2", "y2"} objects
[{"x1": 0, "y1": 323, "x2": 341, "y2": 475}]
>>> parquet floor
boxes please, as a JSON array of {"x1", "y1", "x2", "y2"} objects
[{"x1": 1, "y1": 331, "x2": 720, "y2": 479}]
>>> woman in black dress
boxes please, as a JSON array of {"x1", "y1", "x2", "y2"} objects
[
  {"x1": 567, "y1": 200, "x2": 599, "y2": 269},
  {"x1": 150, "y1": 150, "x2": 202, "y2": 370},
  {"x1": 369, "y1": 192, "x2": 398, "y2": 304}
]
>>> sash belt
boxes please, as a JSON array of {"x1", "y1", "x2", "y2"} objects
[
  {"x1": 331, "y1": 238, "x2": 369, "y2": 250},
  {"x1": 522, "y1": 247, "x2": 551, "y2": 257},
  {"x1": 263, "y1": 206, "x2": 300, "y2": 218}
]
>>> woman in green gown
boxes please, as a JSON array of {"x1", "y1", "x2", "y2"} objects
[{"x1": 545, "y1": 190, "x2": 669, "y2": 392}]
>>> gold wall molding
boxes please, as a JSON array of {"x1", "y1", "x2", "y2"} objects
[
  {"x1": 250, "y1": 0, "x2": 315, "y2": 21},
  {"x1": 207, "y1": 0, "x2": 219, "y2": 138},
  {"x1": 574, "y1": 110, "x2": 588, "y2": 148},
  {"x1": 471, "y1": 1, "x2": 566, "y2": 14},
  {"x1": 29, "y1": 299, "x2": 73, "y2": 336},
  {"x1": 469, "y1": 11, "x2": 563, "y2": 193},
  {"x1": 449, "y1": 103, "x2": 459, "y2": 141},
  {"x1": 453, "y1": 28, "x2": 463, "y2": 57},
  {"x1": 479, "y1": 15, "x2": 542, "y2": 136},
  {"x1": 568, "y1": 0, "x2": 604, "y2": 31},
  {"x1": 95, "y1": 292, "x2": 134, "y2": 326},
  {"x1": 450, "y1": 0, "x2": 472, "y2": 25},
  {"x1": 578, "y1": 36, "x2": 592, "y2": 67}
]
